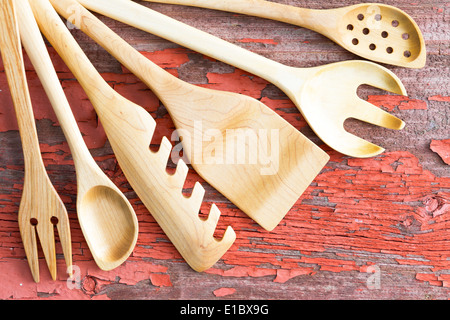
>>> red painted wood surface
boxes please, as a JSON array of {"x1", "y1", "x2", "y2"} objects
[{"x1": 0, "y1": 0, "x2": 449, "y2": 300}]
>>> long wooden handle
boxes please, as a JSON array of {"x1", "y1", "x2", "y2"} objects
[
  {"x1": 14, "y1": 0, "x2": 96, "y2": 171},
  {"x1": 50, "y1": 0, "x2": 174, "y2": 96},
  {"x1": 28, "y1": 1, "x2": 118, "y2": 120},
  {"x1": 141, "y1": 0, "x2": 327, "y2": 31},
  {"x1": 0, "y1": 0, "x2": 41, "y2": 164},
  {"x1": 31, "y1": 0, "x2": 236, "y2": 272},
  {"x1": 76, "y1": 0, "x2": 291, "y2": 87}
]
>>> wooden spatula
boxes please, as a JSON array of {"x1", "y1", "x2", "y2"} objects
[{"x1": 51, "y1": 0, "x2": 330, "y2": 231}]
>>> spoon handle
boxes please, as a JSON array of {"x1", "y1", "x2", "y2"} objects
[
  {"x1": 15, "y1": 0, "x2": 98, "y2": 173},
  {"x1": 0, "y1": 0, "x2": 41, "y2": 163},
  {"x1": 77, "y1": 0, "x2": 296, "y2": 87},
  {"x1": 29, "y1": 1, "x2": 118, "y2": 123},
  {"x1": 141, "y1": 0, "x2": 333, "y2": 33},
  {"x1": 32, "y1": 0, "x2": 236, "y2": 272}
]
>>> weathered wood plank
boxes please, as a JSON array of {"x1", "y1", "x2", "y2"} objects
[{"x1": 0, "y1": 0, "x2": 449, "y2": 300}]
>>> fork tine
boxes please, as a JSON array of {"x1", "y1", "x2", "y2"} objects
[
  {"x1": 339, "y1": 130, "x2": 385, "y2": 158},
  {"x1": 19, "y1": 222, "x2": 40, "y2": 282},
  {"x1": 352, "y1": 98, "x2": 406, "y2": 130},
  {"x1": 354, "y1": 61, "x2": 407, "y2": 96},
  {"x1": 36, "y1": 220, "x2": 57, "y2": 280},
  {"x1": 55, "y1": 214, "x2": 73, "y2": 277}
]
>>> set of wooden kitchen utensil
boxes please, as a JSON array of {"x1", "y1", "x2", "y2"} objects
[{"x1": 0, "y1": 0, "x2": 425, "y2": 282}]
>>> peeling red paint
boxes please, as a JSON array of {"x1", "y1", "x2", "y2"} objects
[
  {"x1": 273, "y1": 269, "x2": 314, "y2": 283},
  {"x1": 206, "y1": 266, "x2": 276, "y2": 278},
  {"x1": 139, "y1": 48, "x2": 191, "y2": 69},
  {"x1": 430, "y1": 139, "x2": 450, "y2": 165},
  {"x1": 237, "y1": 38, "x2": 278, "y2": 45},
  {"x1": 428, "y1": 95, "x2": 450, "y2": 102},
  {"x1": 398, "y1": 99, "x2": 427, "y2": 110},
  {"x1": 202, "y1": 69, "x2": 269, "y2": 99},
  {"x1": 418, "y1": 195, "x2": 450, "y2": 218},
  {"x1": 150, "y1": 273, "x2": 172, "y2": 287},
  {"x1": 1, "y1": 42, "x2": 449, "y2": 299},
  {"x1": 367, "y1": 95, "x2": 405, "y2": 112},
  {"x1": 367, "y1": 95, "x2": 427, "y2": 111},
  {"x1": 213, "y1": 287, "x2": 236, "y2": 297}
]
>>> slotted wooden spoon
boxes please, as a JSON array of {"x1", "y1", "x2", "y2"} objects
[
  {"x1": 51, "y1": 0, "x2": 330, "y2": 232},
  {"x1": 15, "y1": 0, "x2": 138, "y2": 271},
  {"x1": 141, "y1": 0, "x2": 426, "y2": 68},
  {"x1": 78, "y1": 0, "x2": 407, "y2": 158},
  {"x1": 30, "y1": 0, "x2": 236, "y2": 272},
  {"x1": 0, "y1": 0, "x2": 71, "y2": 282}
]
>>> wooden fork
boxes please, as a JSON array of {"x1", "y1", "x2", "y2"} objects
[{"x1": 0, "y1": 0, "x2": 71, "y2": 282}]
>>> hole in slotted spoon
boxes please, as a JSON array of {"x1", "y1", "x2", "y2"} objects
[
  {"x1": 357, "y1": 14, "x2": 364, "y2": 21},
  {"x1": 392, "y1": 20, "x2": 399, "y2": 27},
  {"x1": 51, "y1": 216, "x2": 59, "y2": 225},
  {"x1": 404, "y1": 50, "x2": 411, "y2": 58},
  {"x1": 30, "y1": 218, "x2": 38, "y2": 226},
  {"x1": 386, "y1": 47, "x2": 394, "y2": 54},
  {"x1": 347, "y1": 24, "x2": 354, "y2": 30},
  {"x1": 382, "y1": 31, "x2": 389, "y2": 38},
  {"x1": 369, "y1": 43, "x2": 376, "y2": 50},
  {"x1": 363, "y1": 28, "x2": 370, "y2": 35},
  {"x1": 352, "y1": 38, "x2": 359, "y2": 45}
]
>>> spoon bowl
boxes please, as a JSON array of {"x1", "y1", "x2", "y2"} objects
[
  {"x1": 78, "y1": 185, "x2": 138, "y2": 269},
  {"x1": 338, "y1": 4, "x2": 426, "y2": 68}
]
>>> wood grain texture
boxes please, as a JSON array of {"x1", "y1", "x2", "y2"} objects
[
  {"x1": 15, "y1": 0, "x2": 138, "y2": 274},
  {"x1": 79, "y1": 0, "x2": 407, "y2": 160},
  {"x1": 0, "y1": 0, "x2": 448, "y2": 299},
  {"x1": 56, "y1": 0, "x2": 329, "y2": 232},
  {"x1": 141, "y1": 0, "x2": 427, "y2": 68},
  {"x1": 30, "y1": 0, "x2": 235, "y2": 273},
  {"x1": 0, "y1": 0, "x2": 71, "y2": 283}
]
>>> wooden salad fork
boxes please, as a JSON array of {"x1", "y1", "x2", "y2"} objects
[
  {"x1": 0, "y1": 0, "x2": 71, "y2": 282},
  {"x1": 29, "y1": 0, "x2": 236, "y2": 272},
  {"x1": 50, "y1": 0, "x2": 329, "y2": 232},
  {"x1": 79, "y1": 0, "x2": 408, "y2": 158}
]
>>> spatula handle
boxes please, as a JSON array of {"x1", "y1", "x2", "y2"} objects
[
  {"x1": 0, "y1": 0, "x2": 41, "y2": 164},
  {"x1": 77, "y1": 0, "x2": 292, "y2": 87}
]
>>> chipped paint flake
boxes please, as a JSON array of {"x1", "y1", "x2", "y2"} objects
[
  {"x1": 237, "y1": 38, "x2": 278, "y2": 45},
  {"x1": 213, "y1": 287, "x2": 236, "y2": 297},
  {"x1": 430, "y1": 139, "x2": 450, "y2": 165}
]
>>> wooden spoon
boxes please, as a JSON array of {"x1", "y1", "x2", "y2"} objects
[
  {"x1": 15, "y1": 0, "x2": 138, "y2": 271},
  {"x1": 51, "y1": 0, "x2": 330, "y2": 232},
  {"x1": 30, "y1": 0, "x2": 236, "y2": 272},
  {"x1": 141, "y1": 0, "x2": 426, "y2": 68},
  {"x1": 78, "y1": 0, "x2": 407, "y2": 158}
]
